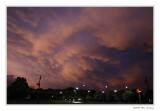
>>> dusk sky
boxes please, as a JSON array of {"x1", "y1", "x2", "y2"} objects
[{"x1": 7, "y1": 7, "x2": 153, "y2": 90}]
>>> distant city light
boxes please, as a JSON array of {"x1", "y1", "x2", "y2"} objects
[
  {"x1": 82, "y1": 84, "x2": 86, "y2": 87},
  {"x1": 72, "y1": 101, "x2": 82, "y2": 104},
  {"x1": 78, "y1": 98, "x2": 82, "y2": 101},
  {"x1": 114, "y1": 89, "x2": 118, "y2": 93},
  {"x1": 136, "y1": 88, "x2": 142, "y2": 93},
  {"x1": 136, "y1": 88, "x2": 142, "y2": 103},
  {"x1": 72, "y1": 98, "x2": 82, "y2": 103},
  {"x1": 75, "y1": 87, "x2": 79, "y2": 90},
  {"x1": 88, "y1": 90, "x2": 90, "y2": 93},
  {"x1": 125, "y1": 86, "x2": 128, "y2": 89},
  {"x1": 101, "y1": 91, "x2": 105, "y2": 94},
  {"x1": 105, "y1": 85, "x2": 108, "y2": 88},
  {"x1": 74, "y1": 89, "x2": 76, "y2": 92},
  {"x1": 59, "y1": 91, "x2": 63, "y2": 94}
]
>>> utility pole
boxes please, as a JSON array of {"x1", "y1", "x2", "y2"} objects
[
  {"x1": 36, "y1": 75, "x2": 42, "y2": 103},
  {"x1": 136, "y1": 88, "x2": 142, "y2": 103},
  {"x1": 36, "y1": 75, "x2": 42, "y2": 89}
]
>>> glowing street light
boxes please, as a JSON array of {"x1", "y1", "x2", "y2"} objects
[
  {"x1": 105, "y1": 85, "x2": 108, "y2": 89},
  {"x1": 114, "y1": 89, "x2": 118, "y2": 93},
  {"x1": 75, "y1": 87, "x2": 79, "y2": 90},
  {"x1": 125, "y1": 86, "x2": 128, "y2": 89},
  {"x1": 88, "y1": 90, "x2": 90, "y2": 93},
  {"x1": 59, "y1": 91, "x2": 63, "y2": 94},
  {"x1": 136, "y1": 88, "x2": 142, "y2": 103},
  {"x1": 51, "y1": 95, "x2": 54, "y2": 102},
  {"x1": 136, "y1": 88, "x2": 142, "y2": 93},
  {"x1": 82, "y1": 84, "x2": 86, "y2": 87},
  {"x1": 72, "y1": 98, "x2": 82, "y2": 104},
  {"x1": 101, "y1": 91, "x2": 105, "y2": 94},
  {"x1": 78, "y1": 98, "x2": 82, "y2": 101}
]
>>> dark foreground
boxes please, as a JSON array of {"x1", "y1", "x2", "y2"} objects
[
  {"x1": 8, "y1": 87, "x2": 153, "y2": 104},
  {"x1": 7, "y1": 77, "x2": 153, "y2": 104}
]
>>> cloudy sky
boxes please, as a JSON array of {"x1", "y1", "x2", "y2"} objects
[{"x1": 7, "y1": 7, "x2": 153, "y2": 90}]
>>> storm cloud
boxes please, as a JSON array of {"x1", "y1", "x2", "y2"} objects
[{"x1": 7, "y1": 7, "x2": 153, "y2": 90}]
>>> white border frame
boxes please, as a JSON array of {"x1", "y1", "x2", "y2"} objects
[{"x1": 0, "y1": 0, "x2": 160, "y2": 111}]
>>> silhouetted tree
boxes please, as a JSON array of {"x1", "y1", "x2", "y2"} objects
[
  {"x1": 7, "y1": 77, "x2": 30, "y2": 100},
  {"x1": 93, "y1": 92, "x2": 103, "y2": 101},
  {"x1": 122, "y1": 90, "x2": 136, "y2": 103}
]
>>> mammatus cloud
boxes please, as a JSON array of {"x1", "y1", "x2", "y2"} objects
[{"x1": 7, "y1": 7, "x2": 153, "y2": 90}]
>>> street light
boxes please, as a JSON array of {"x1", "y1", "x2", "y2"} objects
[
  {"x1": 101, "y1": 91, "x2": 105, "y2": 94},
  {"x1": 125, "y1": 86, "x2": 128, "y2": 89},
  {"x1": 59, "y1": 91, "x2": 63, "y2": 94},
  {"x1": 114, "y1": 89, "x2": 118, "y2": 93},
  {"x1": 136, "y1": 88, "x2": 142, "y2": 103},
  {"x1": 136, "y1": 88, "x2": 142, "y2": 93},
  {"x1": 78, "y1": 98, "x2": 82, "y2": 101},
  {"x1": 75, "y1": 87, "x2": 79, "y2": 90},
  {"x1": 105, "y1": 85, "x2": 108, "y2": 89}
]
